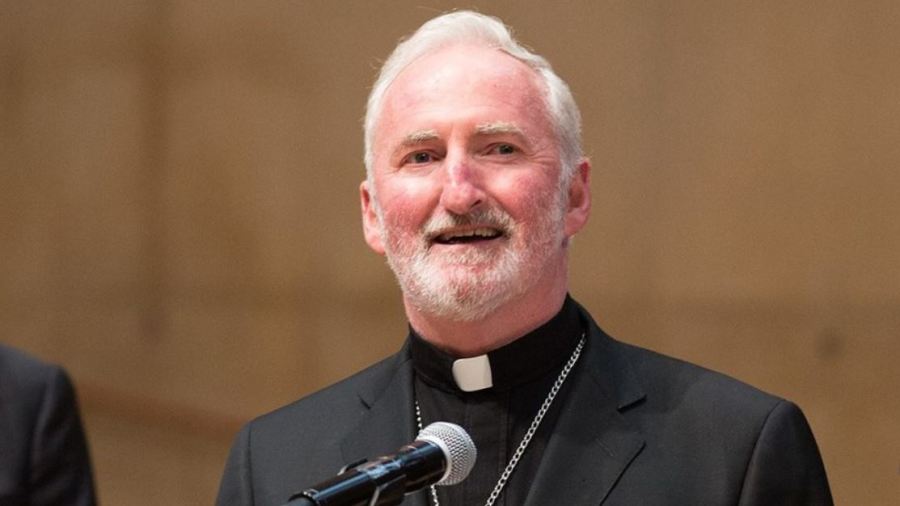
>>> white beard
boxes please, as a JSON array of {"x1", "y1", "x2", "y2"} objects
[{"x1": 378, "y1": 189, "x2": 566, "y2": 322}]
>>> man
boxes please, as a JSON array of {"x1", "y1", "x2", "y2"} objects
[
  {"x1": 217, "y1": 11, "x2": 832, "y2": 506},
  {"x1": 0, "y1": 344, "x2": 97, "y2": 506}
]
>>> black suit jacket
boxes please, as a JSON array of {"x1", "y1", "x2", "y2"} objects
[
  {"x1": 217, "y1": 308, "x2": 832, "y2": 505},
  {"x1": 0, "y1": 344, "x2": 96, "y2": 506}
]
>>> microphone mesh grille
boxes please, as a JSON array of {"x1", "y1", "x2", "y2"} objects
[{"x1": 418, "y1": 422, "x2": 477, "y2": 486}]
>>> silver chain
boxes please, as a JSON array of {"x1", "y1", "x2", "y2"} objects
[{"x1": 416, "y1": 333, "x2": 586, "y2": 506}]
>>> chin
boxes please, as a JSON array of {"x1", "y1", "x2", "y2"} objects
[
  {"x1": 403, "y1": 271, "x2": 521, "y2": 322},
  {"x1": 410, "y1": 294, "x2": 505, "y2": 322},
  {"x1": 388, "y1": 238, "x2": 558, "y2": 321}
]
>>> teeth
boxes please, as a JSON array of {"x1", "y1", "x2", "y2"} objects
[{"x1": 438, "y1": 228, "x2": 500, "y2": 241}]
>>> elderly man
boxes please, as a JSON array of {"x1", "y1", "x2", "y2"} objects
[{"x1": 217, "y1": 11, "x2": 831, "y2": 506}]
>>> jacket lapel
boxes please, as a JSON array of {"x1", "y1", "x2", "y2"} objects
[
  {"x1": 523, "y1": 317, "x2": 646, "y2": 505},
  {"x1": 337, "y1": 311, "x2": 646, "y2": 506},
  {"x1": 339, "y1": 346, "x2": 429, "y2": 506}
]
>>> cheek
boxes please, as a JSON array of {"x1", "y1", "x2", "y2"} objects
[
  {"x1": 382, "y1": 204, "x2": 419, "y2": 233},
  {"x1": 490, "y1": 171, "x2": 560, "y2": 218},
  {"x1": 377, "y1": 180, "x2": 436, "y2": 231}
]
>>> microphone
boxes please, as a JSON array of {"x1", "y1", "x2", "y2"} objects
[{"x1": 284, "y1": 422, "x2": 476, "y2": 506}]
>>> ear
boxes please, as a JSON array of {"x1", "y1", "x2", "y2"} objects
[
  {"x1": 563, "y1": 158, "x2": 591, "y2": 238},
  {"x1": 360, "y1": 180, "x2": 386, "y2": 255}
]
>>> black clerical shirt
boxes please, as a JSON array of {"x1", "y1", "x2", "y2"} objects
[{"x1": 410, "y1": 296, "x2": 585, "y2": 505}]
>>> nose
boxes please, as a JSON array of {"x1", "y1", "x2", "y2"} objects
[{"x1": 439, "y1": 157, "x2": 486, "y2": 215}]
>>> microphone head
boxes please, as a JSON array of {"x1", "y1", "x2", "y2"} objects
[{"x1": 416, "y1": 422, "x2": 477, "y2": 486}]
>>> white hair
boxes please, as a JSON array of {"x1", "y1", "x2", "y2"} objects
[{"x1": 363, "y1": 10, "x2": 583, "y2": 186}]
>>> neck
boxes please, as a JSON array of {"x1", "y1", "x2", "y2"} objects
[{"x1": 405, "y1": 271, "x2": 570, "y2": 358}]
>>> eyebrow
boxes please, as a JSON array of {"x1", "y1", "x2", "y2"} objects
[
  {"x1": 474, "y1": 121, "x2": 525, "y2": 136},
  {"x1": 400, "y1": 129, "x2": 440, "y2": 146}
]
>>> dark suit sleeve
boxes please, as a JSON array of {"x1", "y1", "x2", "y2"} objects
[
  {"x1": 217, "y1": 424, "x2": 255, "y2": 506},
  {"x1": 737, "y1": 400, "x2": 833, "y2": 505},
  {"x1": 28, "y1": 366, "x2": 97, "y2": 506}
]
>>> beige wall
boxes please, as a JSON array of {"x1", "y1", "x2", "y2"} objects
[{"x1": 2, "y1": 1, "x2": 898, "y2": 504}]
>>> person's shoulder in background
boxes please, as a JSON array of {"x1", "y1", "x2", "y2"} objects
[{"x1": 0, "y1": 344, "x2": 97, "y2": 506}]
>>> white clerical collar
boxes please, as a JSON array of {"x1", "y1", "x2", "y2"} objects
[{"x1": 451, "y1": 354, "x2": 493, "y2": 392}]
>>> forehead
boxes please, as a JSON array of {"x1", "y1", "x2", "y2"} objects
[{"x1": 375, "y1": 45, "x2": 551, "y2": 142}]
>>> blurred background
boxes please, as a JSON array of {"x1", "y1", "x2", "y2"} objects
[{"x1": 1, "y1": 1, "x2": 898, "y2": 504}]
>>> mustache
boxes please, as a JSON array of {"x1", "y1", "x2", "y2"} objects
[{"x1": 422, "y1": 207, "x2": 514, "y2": 238}]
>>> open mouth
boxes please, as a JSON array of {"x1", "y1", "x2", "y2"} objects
[{"x1": 432, "y1": 227, "x2": 504, "y2": 245}]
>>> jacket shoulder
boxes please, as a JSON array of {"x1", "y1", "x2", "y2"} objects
[
  {"x1": 610, "y1": 336, "x2": 784, "y2": 416},
  {"x1": 0, "y1": 344, "x2": 71, "y2": 420},
  {"x1": 252, "y1": 348, "x2": 408, "y2": 433},
  {"x1": 216, "y1": 348, "x2": 410, "y2": 506},
  {"x1": 613, "y1": 338, "x2": 831, "y2": 503}
]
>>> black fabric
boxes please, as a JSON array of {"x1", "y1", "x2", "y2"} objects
[
  {"x1": 0, "y1": 344, "x2": 96, "y2": 506},
  {"x1": 410, "y1": 295, "x2": 584, "y2": 505},
  {"x1": 216, "y1": 300, "x2": 833, "y2": 506},
  {"x1": 409, "y1": 295, "x2": 582, "y2": 392}
]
